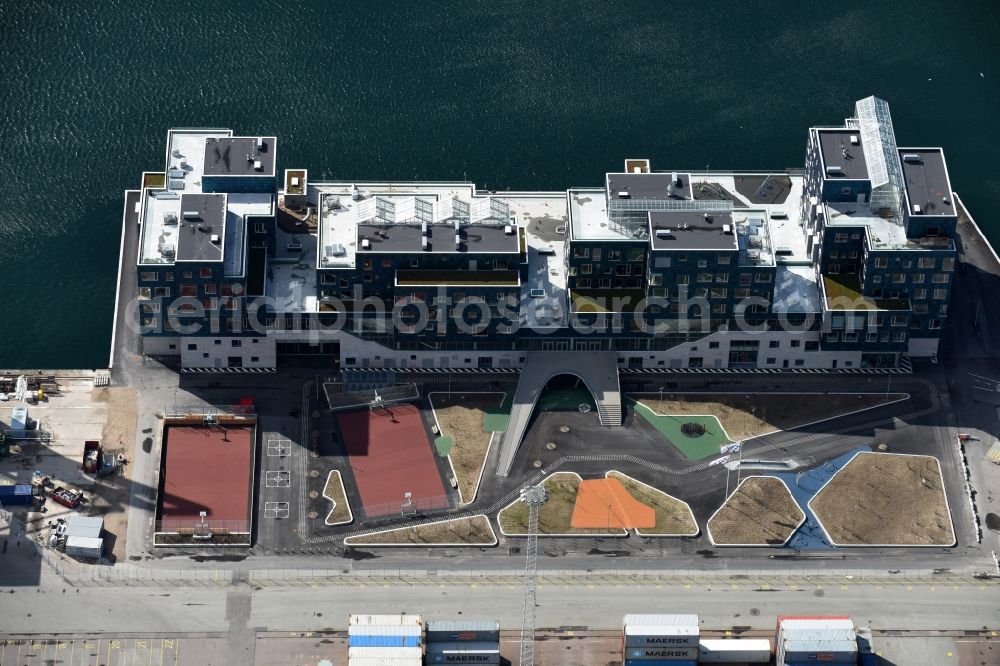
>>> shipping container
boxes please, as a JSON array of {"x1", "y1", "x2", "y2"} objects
[
  {"x1": 426, "y1": 653, "x2": 501, "y2": 664},
  {"x1": 348, "y1": 625, "x2": 422, "y2": 637},
  {"x1": 65, "y1": 536, "x2": 103, "y2": 559},
  {"x1": 348, "y1": 635, "x2": 421, "y2": 648},
  {"x1": 347, "y1": 657, "x2": 424, "y2": 666},
  {"x1": 426, "y1": 620, "x2": 500, "y2": 643},
  {"x1": 625, "y1": 646, "x2": 699, "y2": 660},
  {"x1": 426, "y1": 642, "x2": 500, "y2": 653},
  {"x1": 782, "y1": 662, "x2": 856, "y2": 666},
  {"x1": 347, "y1": 646, "x2": 422, "y2": 660},
  {"x1": 624, "y1": 660, "x2": 698, "y2": 666},
  {"x1": 349, "y1": 614, "x2": 423, "y2": 627},
  {"x1": 624, "y1": 625, "x2": 700, "y2": 648},
  {"x1": 779, "y1": 628, "x2": 857, "y2": 642},
  {"x1": 624, "y1": 614, "x2": 699, "y2": 627},
  {"x1": 65, "y1": 515, "x2": 104, "y2": 539},
  {"x1": 11, "y1": 406, "x2": 28, "y2": 431},
  {"x1": 776, "y1": 616, "x2": 852, "y2": 634},
  {"x1": 780, "y1": 639, "x2": 857, "y2": 663},
  {"x1": 0, "y1": 484, "x2": 34, "y2": 506},
  {"x1": 856, "y1": 626, "x2": 874, "y2": 655},
  {"x1": 698, "y1": 638, "x2": 771, "y2": 663}
]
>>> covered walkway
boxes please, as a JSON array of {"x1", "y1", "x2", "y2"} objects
[{"x1": 496, "y1": 351, "x2": 621, "y2": 476}]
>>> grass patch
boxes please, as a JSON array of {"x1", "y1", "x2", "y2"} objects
[
  {"x1": 630, "y1": 393, "x2": 906, "y2": 442},
  {"x1": 483, "y1": 393, "x2": 514, "y2": 432},
  {"x1": 343, "y1": 515, "x2": 496, "y2": 546},
  {"x1": 498, "y1": 472, "x2": 626, "y2": 536},
  {"x1": 323, "y1": 470, "x2": 353, "y2": 526},
  {"x1": 607, "y1": 471, "x2": 698, "y2": 536},
  {"x1": 434, "y1": 435, "x2": 454, "y2": 457},
  {"x1": 809, "y1": 452, "x2": 955, "y2": 546},
  {"x1": 708, "y1": 476, "x2": 804, "y2": 546},
  {"x1": 431, "y1": 393, "x2": 503, "y2": 503}
]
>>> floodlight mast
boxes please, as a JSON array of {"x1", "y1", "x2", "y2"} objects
[{"x1": 519, "y1": 484, "x2": 548, "y2": 666}]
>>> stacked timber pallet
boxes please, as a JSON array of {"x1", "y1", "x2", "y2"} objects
[
  {"x1": 425, "y1": 619, "x2": 501, "y2": 664},
  {"x1": 348, "y1": 614, "x2": 423, "y2": 666},
  {"x1": 622, "y1": 614, "x2": 700, "y2": 666}
]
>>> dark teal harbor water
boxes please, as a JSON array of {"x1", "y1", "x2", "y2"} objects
[{"x1": 2, "y1": 1, "x2": 998, "y2": 369}]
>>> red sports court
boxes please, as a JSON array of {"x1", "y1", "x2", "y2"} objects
[
  {"x1": 337, "y1": 404, "x2": 447, "y2": 517},
  {"x1": 156, "y1": 424, "x2": 255, "y2": 532}
]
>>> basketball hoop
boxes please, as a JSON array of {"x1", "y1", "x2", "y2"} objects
[{"x1": 401, "y1": 491, "x2": 416, "y2": 516}]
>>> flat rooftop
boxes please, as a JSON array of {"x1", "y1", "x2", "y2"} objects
[
  {"x1": 898, "y1": 148, "x2": 955, "y2": 217},
  {"x1": 607, "y1": 172, "x2": 693, "y2": 200},
  {"x1": 157, "y1": 424, "x2": 255, "y2": 530},
  {"x1": 165, "y1": 128, "x2": 231, "y2": 194},
  {"x1": 176, "y1": 193, "x2": 226, "y2": 262},
  {"x1": 203, "y1": 136, "x2": 276, "y2": 177},
  {"x1": 818, "y1": 129, "x2": 869, "y2": 180},
  {"x1": 357, "y1": 222, "x2": 520, "y2": 254},
  {"x1": 648, "y1": 211, "x2": 738, "y2": 251}
]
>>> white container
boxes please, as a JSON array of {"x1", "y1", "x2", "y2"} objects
[
  {"x1": 347, "y1": 646, "x2": 422, "y2": 660},
  {"x1": 349, "y1": 614, "x2": 423, "y2": 627},
  {"x1": 65, "y1": 536, "x2": 103, "y2": 559},
  {"x1": 699, "y1": 638, "x2": 771, "y2": 663},
  {"x1": 347, "y1": 659, "x2": 421, "y2": 666},
  {"x1": 780, "y1": 628, "x2": 856, "y2": 642},
  {"x1": 10, "y1": 406, "x2": 28, "y2": 431},
  {"x1": 624, "y1": 614, "x2": 699, "y2": 627},
  {"x1": 624, "y1": 625, "x2": 699, "y2": 648},
  {"x1": 778, "y1": 618, "x2": 854, "y2": 632}
]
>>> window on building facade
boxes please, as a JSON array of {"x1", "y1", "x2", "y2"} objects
[
  {"x1": 835, "y1": 233, "x2": 848, "y2": 243},
  {"x1": 928, "y1": 319, "x2": 942, "y2": 330},
  {"x1": 933, "y1": 288, "x2": 947, "y2": 300},
  {"x1": 891, "y1": 315, "x2": 906, "y2": 326},
  {"x1": 574, "y1": 248, "x2": 588, "y2": 258},
  {"x1": 892, "y1": 273, "x2": 905, "y2": 283},
  {"x1": 932, "y1": 273, "x2": 949, "y2": 284},
  {"x1": 140, "y1": 271, "x2": 158, "y2": 281},
  {"x1": 717, "y1": 254, "x2": 731, "y2": 265},
  {"x1": 912, "y1": 274, "x2": 925, "y2": 284},
  {"x1": 918, "y1": 258, "x2": 935, "y2": 269},
  {"x1": 715, "y1": 273, "x2": 729, "y2": 283},
  {"x1": 874, "y1": 257, "x2": 888, "y2": 268},
  {"x1": 199, "y1": 268, "x2": 213, "y2": 278},
  {"x1": 914, "y1": 288, "x2": 927, "y2": 299},
  {"x1": 609, "y1": 250, "x2": 621, "y2": 261},
  {"x1": 580, "y1": 264, "x2": 592, "y2": 274},
  {"x1": 942, "y1": 258, "x2": 955, "y2": 271},
  {"x1": 592, "y1": 248, "x2": 602, "y2": 260}
]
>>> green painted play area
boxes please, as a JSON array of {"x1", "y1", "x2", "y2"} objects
[{"x1": 628, "y1": 399, "x2": 731, "y2": 460}]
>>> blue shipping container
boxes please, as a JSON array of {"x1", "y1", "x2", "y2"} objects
[
  {"x1": 624, "y1": 661, "x2": 698, "y2": 666},
  {"x1": 0, "y1": 484, "x2": 33, "y2": 506},
  {"x1": 347, "y1": 635, "x2": 421, "y2": 648}
]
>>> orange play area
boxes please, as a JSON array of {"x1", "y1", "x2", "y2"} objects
[{"x1": 570, "y1": 478, "x2": 656, "y2": 529}]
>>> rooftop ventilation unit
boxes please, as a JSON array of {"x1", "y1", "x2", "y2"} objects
[
  {"x1": 253, "y1": 160, "x2": 263, "y2": 171},
  {"x1": 722, "y1": 224, "x2": 732, "y2": 234},
  {"x1": 256, "y1": 137, "x2": 264, "y2": 150},
  {"x1": 775, "y1": 246, "x2": 793, "y2": 256},
  {"x1": 290, "y1": 177, "x2": 300, "y2": 187},
  {"x1": 504, "y1": 224, "x2": 514, "y2": 235},
  {"x1": 163, "y1": 212, "x2": 178, "y2": 226},
  {"x1": 159, "y1": 244, "x2": 175, "y2": 257},
  {"x1": 454, "y1": 234, "x2": 461, "y2": 249},
  {"x1": 454, "y1": 219, "x2": 461, "y2": 231},
  {"x1": 913, "y1": 204, "x2": 922, "y2": 214},
  {"x1": 902, "y1": 153, "x2": 922, "y2": 163},
  {"x1": 655, "y1": 229, "x2": 673, "y2": 238},
  {"x1": 703, "y1": 214, "x2": 713, "y2": 222},
  {"x1": 361, "y1": 238, "x2": 370, "y2": 250},
  {"x1": 825, "y1": 166, "x2": 844, "y2": 176},
  {"x1": 617, "y1": 191, "x2": 630, "y2": 198},
  {"x1": 850, "y1": 135, "x2": 860, "y2": 145},
  {"x1": 421, "y1": 236, "x2": 429, "y2": 251},
  {"x1": 421, "y1": 221, "x2": 428, "y2": 236},
  {"x1": 210, "y1": 234, "x2": 221, "y2": 244},
  {"x1": 183, "y1": 210, "x2": 199, "y2": 219}
]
